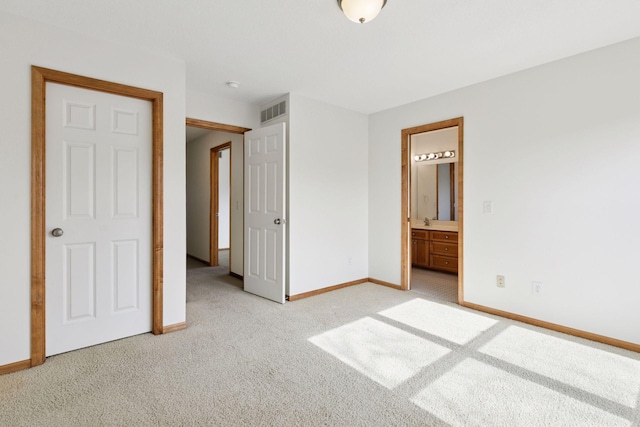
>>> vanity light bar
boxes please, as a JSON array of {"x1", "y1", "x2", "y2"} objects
[{"x1": 414, "y1": 150, "x2": 455, "y2": 162}]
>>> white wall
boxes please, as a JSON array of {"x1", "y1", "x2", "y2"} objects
[
  {"x1": 186, "y1": 132, "x2": 241, "y2": 272},
  {"x1": 369, "y1": 37, "x2": 640, "y2": 345},
  {"x1": 186, "y1": 89, "x2": 260, "y2": 131},
  {"x1": 0, "y1": 12, "x2": 187, "y2": 366},
  {"x1": 288, "y1": 94, "x2": 369, "y2": 296}
]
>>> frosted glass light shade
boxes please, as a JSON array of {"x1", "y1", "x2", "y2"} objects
[{"x1": 338, "y1": 0, "x2": 387, "y2": 24}]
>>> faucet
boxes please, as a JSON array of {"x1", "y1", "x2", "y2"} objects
[{"x1": 424, "y1": 217, "x2": 430, "y2": 226}]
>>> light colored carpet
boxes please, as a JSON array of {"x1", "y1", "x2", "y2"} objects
[
  {"x1": 411, "y1": 267, "x2": 458, "y2": 303},
  {"x1": 1, "y1": 258, "x2": 640, "y2": 426}
]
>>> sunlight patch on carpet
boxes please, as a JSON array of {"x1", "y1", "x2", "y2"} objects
[
  {"x1": 411, "y1": 358, "x2": 629, "y2": 427},
  {"x1": 309, "y1": 317, "x2": 450, "y2": 389},
  {"x1": 378, "y1": 298, "x2": 498, "y2": 345},
  {"x1": 479, "y1": 325, "x2": 640, "y2": 408}
]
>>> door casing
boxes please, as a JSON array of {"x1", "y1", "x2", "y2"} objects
[
  {"x1": 401, "y1": 117, "x2": 464, "y2": 302},
  {"x1": 31, "y1": 66, "x2": 164, "y2": 366}
]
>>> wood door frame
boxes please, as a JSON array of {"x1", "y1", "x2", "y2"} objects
[
  {"x1": 186, "y1": 118, "x2": 250, "y2": 275},
  {"x1": 401, "y1": 117, "x2": 464, "y2": 303},
  {"x1": 31, "y1": 66, "x2": 164, "y2": 367},
  {"x1": 209, "y1": 142, "x2": 231, "y2": 266}
]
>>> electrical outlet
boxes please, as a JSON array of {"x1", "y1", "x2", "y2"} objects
[
  {"x1": 483, "y1": 201, "x2": 494, "y2": 214},
  {"x1": 348, "y1": 256, "x2": 352, "y2": 265},
  {"x1": 496, "y1": 275, "x2": 505, "y2": 288},
  {"x1": 532, "y1": 281, "x2": 543, "y2": 296}
]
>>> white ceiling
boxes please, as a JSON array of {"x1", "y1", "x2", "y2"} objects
[{"x1": 2, "y1": 0, "x2": 640, "y2": 114}]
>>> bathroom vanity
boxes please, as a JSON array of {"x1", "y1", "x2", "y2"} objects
[{"x1": 411, "y1": 224, "x2": 458, "y2": 274}]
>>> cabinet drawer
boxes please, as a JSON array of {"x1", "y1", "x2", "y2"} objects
[
  {"x1": 430, "y1": 255, "x2": 458, "y2": 273},
  {"x1": 430, "y1": 231, "x2": 458, "y2": 243},
  {"x1": 430, "y1": 241, "x2": 458, "y2": 257},
  {"x1": 411, "y1": 229, "x2": 428, "y2": 240}
]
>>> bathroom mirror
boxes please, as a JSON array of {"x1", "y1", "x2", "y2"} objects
[{"x1": 414, "y1": 162, "x2": 458, "y2": 221}]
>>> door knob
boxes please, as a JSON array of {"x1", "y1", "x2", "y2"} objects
[
  {"x1": 51, "y1": 228, "x2": 64, "y2": 237},
  {"x1": 274, "y1": 218, "x2": 281, "y2": 225}
]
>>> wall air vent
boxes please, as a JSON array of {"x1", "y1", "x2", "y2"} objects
[{"x1": 260, "y1": 100, "x2": 287, "y2": 125}]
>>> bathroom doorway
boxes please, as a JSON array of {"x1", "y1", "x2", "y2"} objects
[{"x1": 401, "y1": 118, "x2": 464, "y2": 304}]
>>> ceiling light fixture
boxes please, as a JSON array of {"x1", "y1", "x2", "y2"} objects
[
  {"x1": 337, "y1": 0, "x2": 387, "y2": 24},
  {"x1": 225, "y1": 81, "x2": 240, "y2": 89}
]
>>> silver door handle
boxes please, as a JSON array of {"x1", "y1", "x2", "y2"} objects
[
  {"x1": 51, "y1": 228, "x2": 64, "y2": 237},
  {"x1": 274, "y1": 218, "x2": 286, "y2": 225}
]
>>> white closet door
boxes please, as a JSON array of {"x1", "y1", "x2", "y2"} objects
[{"x1": 45, "y1": 83, "x2": 152, "y2": 356}]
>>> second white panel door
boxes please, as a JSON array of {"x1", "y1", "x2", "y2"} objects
[{"x1": 244, "y1": 122, "x2": 287, "y2": 303}]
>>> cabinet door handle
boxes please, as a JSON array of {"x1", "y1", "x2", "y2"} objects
[
  {"x1": 444, "y1": 247, "x2": 448, "y2": 251},
  {"x1": 445, "y1": 235, "x2": 449, "y2": 239},
  {"x1": 445, "y1": 261, "x2": 449, "y2": 265}
]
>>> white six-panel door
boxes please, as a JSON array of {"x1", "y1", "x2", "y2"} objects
[
  {"x1": 45, "y1": 83, "x2": 152, "y2": 356},
  {"x1": 244, "y1": 123, "x2": 287, "y2": 303}
]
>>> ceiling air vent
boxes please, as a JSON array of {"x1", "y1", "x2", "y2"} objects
[{"x1": 260, "y1": 100, "x2": 287, "y2": 124}]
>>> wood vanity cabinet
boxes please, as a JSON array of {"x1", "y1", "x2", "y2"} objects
[
  {"x1": 411, "y1": 229, "x2": 429, "y2": 268},
  {"x1": 411, "y1": 229, "x2": 458, "y2": 273},
  {"x1": 430, "y1": 231, "x2": 458, "y2": 273}
]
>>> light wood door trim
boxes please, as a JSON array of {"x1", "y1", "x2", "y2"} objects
[
  {"x1": 186, "y1": 118, "x2": 251, "y2": 276},
  {"x1": 401, "y1": 117, "x2": 464, "y2": 302},
  {"x1": 186, "y1": 118, "x2": 250, "y2": 134},
  {"x1": 210, "y1": 142, "x2": 231, "y2": 266},
  {"x1": 31, "y1": 66, "x2": 164, "y2": 367}
]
